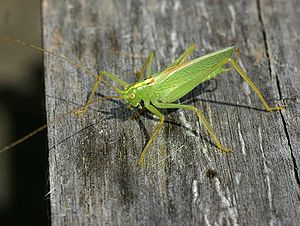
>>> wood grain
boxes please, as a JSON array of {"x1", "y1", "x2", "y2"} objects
[{"x1": 43, "y1": 0, "x2": 300, "y2": 225}]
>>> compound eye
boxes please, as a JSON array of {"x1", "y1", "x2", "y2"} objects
[{"x1": 129, "y1": 93, "x2": 135, "y2": 99}]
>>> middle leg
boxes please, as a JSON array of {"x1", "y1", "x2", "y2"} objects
[
  {"x1": 153, "y1": 101, "x2": 231, "y2": 153},
  {"x1": 137, "y1": 103, "x2": 165, "y2": 166}
]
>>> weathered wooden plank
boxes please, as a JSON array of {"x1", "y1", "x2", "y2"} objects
[
  {"x1": 259, "y1": 0, "x2": 300, "y2": 185},
  {"x1": 43, "y1": 0, "x2": 300, "y2": 225}
]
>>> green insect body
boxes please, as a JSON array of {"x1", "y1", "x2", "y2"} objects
[
  {"x1": 0, "y1": 37, "x2": 285, "y2": 165},
  {"x1": 125, "y1": 46, "x2": 235, "y2": 105}
]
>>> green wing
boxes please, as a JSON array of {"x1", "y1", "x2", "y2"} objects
[{"x1": 151, "y1": 47, "x2": 235, "y2": 103}]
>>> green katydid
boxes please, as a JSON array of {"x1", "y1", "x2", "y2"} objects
[
  {"x1": 0, "y1": 37, "x2": 285, "y2": 166},
  {"x1": 75, "y1": 44, "x2": 285, "y2": 166}
]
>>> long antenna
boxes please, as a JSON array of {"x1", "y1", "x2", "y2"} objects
[
  {"x1": 0, "y1": 96, "x2": 124, "y2": 154},
  {"x1": 0, "y1": 36, "x2": 96, "y2": 78},
  {"x1": 0, "y1": 36, "x2": 119, "y2": 90},
  {"x1": 0, "y1": 36, "x2": 126, "y2": 154}
]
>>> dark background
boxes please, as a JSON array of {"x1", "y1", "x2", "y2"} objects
[{"x1": 0, "y1": 0, "x2": 49, "y2": 225}]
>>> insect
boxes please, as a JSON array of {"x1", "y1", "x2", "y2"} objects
[{"x1": 0, "y1": 37, "x2": 285, "y2": 166}]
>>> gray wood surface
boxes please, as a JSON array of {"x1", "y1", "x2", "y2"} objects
[{"x1": 43, "y1": 0, "x2": 300, "y2": 225}]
